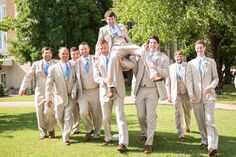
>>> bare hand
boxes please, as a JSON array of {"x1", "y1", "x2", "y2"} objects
[
  {"x1": 18, "y1": 89, "x2": 25, "y2": 96},
  {"x1": 150, "y1": 75, "x2": 162, "y2": 81},
  {"x1": 203, "y1": 86, "x2": 213, "y2": 95},
  {"x1": 104, "y1": 77, "x2": 111, "y2": 84},
  {"x1": 46, "y1": 101, "x2": 52, "y2": 108},
  {"x1": 71, "y1": 92, "x2": 77, "y2": 100},
  {"x1": 168, "y1": 96, "x2": 172, "y2": 103},
  {"x1": 190, "y1": 95, "x2": 196, "y2": 103}
]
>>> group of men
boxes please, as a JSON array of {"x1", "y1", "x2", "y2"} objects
[{"x1": 19, "y1": 10, "x2": 219, "y2": 156}]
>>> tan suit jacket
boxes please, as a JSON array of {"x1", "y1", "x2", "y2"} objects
[
  {"x1": 20, "y1": 59, "x2": 58, "y2": 105},
  {"x1": 133, "y1": 49, "x2": 169, "y2": 97},
  {"x1": 166, "y1": 62, "x2": 188, "y2": 102},
  {"x1": 93, "y1": 55, "x2": 135, "y2": 100},
  {"x1": 186, "y1": 57, "x2": 219, "y2": 103},
  {"x1": 46, "y1": 61, "x2": 76, "y2": 106},
  {"x1": 95, "y1": 24, "x2": 131, "y2": 56}
]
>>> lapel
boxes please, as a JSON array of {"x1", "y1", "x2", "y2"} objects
[
  {"x1": 202, "y1": 57, "x2": 209, "y2": 77},
  {"x1": 182, "y1": 62, "x2": 187, "y2": 83},
  {"x1": 106, "y1": 25, "x2": 113, "y2": 35},
  {"x1": 193, "y1": 58, "x2": 202, "y2": 78},
  {"x1": 98, "y1": 56, "x2": 107, "y2": 77},
  {"x1": 37, "y1": 60, "x2": 46, "y2": 78}
]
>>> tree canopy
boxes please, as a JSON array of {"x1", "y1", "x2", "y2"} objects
[
  {"x1": 9, "y1": 0, "x2": 112, "y2": 63},
  {"x1": 114, "y1": 0, "x2": 236, "y2": 87}
]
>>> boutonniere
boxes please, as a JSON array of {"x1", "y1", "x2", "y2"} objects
[
  {"x1": 119, "y1": 26, "x2": 125, "y2": 31},
  {"x1": 204, "y1": 61, "x2": 209, "y2": 65}
]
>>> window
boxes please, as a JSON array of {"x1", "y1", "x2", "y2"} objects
[
  {"x1": 0, "y1": 73, "x2": 6, "y2": 86},
  {"x1": 0, "y1": 5, "x2": 7, "y2": 52}
]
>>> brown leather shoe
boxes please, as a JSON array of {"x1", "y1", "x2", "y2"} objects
[
  {"x1": 84, "y1": 130, "x2": 94, "y2": 142},
  {"x1": 49, "y1": 130, "x2": 55, "y2": 139},
  {"x1": 185, "y1": 129, "x2": 190, "y2": 133},
  {"x1": 208, "y1": 149, "x2": 217, "y2": 156},
  {"x1": 102, "y1": 140, "x2": 111, "y2": 145},
  {"x1": 177, "y1": 136, "x2": 184, "y2": 142},
  {"x1": 64, "y1": 141, "x2": 70, "y2": 146},
  {"x1": 144, "y1": 145, "x2": 153, "y2": 154},
  {"x1": 199, "y1": 143, "x2": 207, "y2": 150},
  {"x1": 117, "y1": 144, "x2": 127, "y2": 153}
]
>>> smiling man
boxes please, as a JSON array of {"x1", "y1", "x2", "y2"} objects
[{"x1": 186, "y1": 40, "x2": 219, "y2": 156}]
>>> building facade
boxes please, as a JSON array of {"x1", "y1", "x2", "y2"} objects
[{"x1": 0, "y1": 0, "x2": 31, "y2": 94}]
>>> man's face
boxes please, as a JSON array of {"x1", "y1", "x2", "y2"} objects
[
  {"x1": 42, "y1": 50, "x2": 52, "y2": 61},
  {"x1": 70, "y1": 50, "x2": 80, "y2": 61},
  {"x1": 175, "y1": 52, "x2": 184, "y2": 64},
  {"x1": 58, "y1": 48, "x2": 69, "y2": 63},
  {"x1": 148, "y1": 39, "x2": 160, "y2": 52},
  {"x1": 195, "y1": 44, "x2": 206, "y2": 57},
  {"x1": 79, "y1": 45, "x2": 90, "y2": 57},
  {"x1": 98, "y1": 43, "x2": 109, "y2": 56},
  {"x1": 106, "y1": 16, "x2": 116, "y2": 27}
]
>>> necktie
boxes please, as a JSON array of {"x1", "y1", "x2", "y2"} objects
[
  {"x1": 65, "y1": 63, "x2": 70, "y2": 80},
  {"x1": 111, "y1": 26, "x2": 118, "y2": 35},
  {"x1": 177, "y1": 64, "x2": 182, "y2": 80},
  {"x1": 198, "y1": 59, "x2": 203, "y2": 74},
  {"x1": 44, "y1": 62, "x2": 49, "y2": 76},
  {"x1": 149, "y1": 53, "x2": 154, "y2": 62},
  {"x1": 84, "y1": 58, "x2": 90, "y2": 73},
  {"x1": 105, "y1": 56, "x2": 109, "y2": 69}
]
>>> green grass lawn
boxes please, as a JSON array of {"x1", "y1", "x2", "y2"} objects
[
  {"x1": 0, "y1": 105, "x2": 236, "y2": 157},
  {"x1": 217, "y1": 84, "x2": 236, "y2": 104},
  {"x1": 0, "y1": 94, "x2": 34, "y2": 102}
]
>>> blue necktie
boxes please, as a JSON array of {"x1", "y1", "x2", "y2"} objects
[
  {"x1": 105, "y1": 56, "x2": 109, "y2": 69},
  {"x1": 149, "y1": 53, "x2": 154, "y2": 62},
  {"x1": 198, "y1": 59, "x2": 203, "y2": 74},
  {"x1": 65, "y1": 63, "x2": 70, "y2": 80},
  {"x1": 84, "y1": 58, "x2": 90, "y2": 73},
  {"x1": 111, "y1": 26, "x2": 118, "y2": 35},
  {"x1": 177, "y1": 64, "x2": 182, "y2": 80},
  {"x1": 44, "y1": 62, "x2": 49, "y2": 76}
]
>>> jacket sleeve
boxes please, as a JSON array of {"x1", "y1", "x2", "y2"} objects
[{"x1": 19, "y1": 62, "x2": 36, "y2": 91}]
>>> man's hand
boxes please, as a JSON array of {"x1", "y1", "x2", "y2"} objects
[
  {"x1": 190, "y1": 95, "x2": 196, "y2": 103},
  {"x1": 168, "y1": 96, "x2": 172, "y2": 103},
  {"x1": 46, "y1": 101, "x2": 53, "y2": 108},
  {"x1": 203, "y1": 86, "x2": 213, "y2": 95},
  {"x1": 18, "y1": 89, "x2": 25, "y2": 96},
  {"x1": 71, "y1": 92, "x2": 77, "y2": 100},
  {"x1": 150, "y1": 74, "x2": 162, "y2": 81},
  {"x1": 104, "y1": 77, "x2": 111, "y2": 84}
]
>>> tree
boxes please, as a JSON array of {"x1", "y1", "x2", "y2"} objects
[
  {"x1": 9, "y1": 0, "x2": 112, "y2": 63},
  {"x1": 113, "y1": 0, "x2": 236, "y2": 88}
]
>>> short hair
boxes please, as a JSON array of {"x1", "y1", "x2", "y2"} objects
[
  {"x1": 41, "y1": 47, "x2": 52, "y2": 54},
  {"x1": 175, "y1": 50, "x2": 184, "y2": 56},
  {"x1": 98, "y1": 40, "x2": 108, "y2": 46},
  {"x1": 195, "y1": 40, "x2": 207, "y2": 47},
  {"x1": 104, "y1": 10, "x2": 116, "y2": 19},
  {"x1": 79, "y1": 42, "x2": 90, "y2": 48},
  {"x1": 58, "y1": 47, "x2": 68, "y2": 53},
  {"x1": 148, "y1": 36, "x2": 160, "y2": 44},
  {"x1": 70, "y1": 47, "x2": 77, "y2": 52}
]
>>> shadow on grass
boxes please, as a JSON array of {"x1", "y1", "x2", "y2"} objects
[{"x1": 0, "y1": 112, "x2": 37, "y2": 134}]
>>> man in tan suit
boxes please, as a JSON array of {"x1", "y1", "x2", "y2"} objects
[
  {"x1": 19, "y1": 47, "x2": 57, "y2": 139},
  {"x1": 74, "y1": 42, "x2": 102, "y2": 141},
  {"x1": 132, "y1": 36, "x2": 169, "y2": 154},
  {"x1": 46, "y1": 47, "x2": 77, "y2": 145},
  {"x1": 186, "y1": 40, "x2": 219, "y2": 156},
  {"x1": 95, "y1": 10, "x2": 140, "y2": 97},
  {"x1": 93, "y1": 40, "x2": 135, "y2": 152},
  {"x1": 166, "y1": 50, "x2": 192, "y2": 142},
  {"x1": 69, "y1": 47, "x2": 81, "y2": 135}
]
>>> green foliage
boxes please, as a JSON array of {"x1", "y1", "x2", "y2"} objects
[
  {"x1": 0, "y1": 17, "x2": 16, "y2": 31},
  {"x1": 113, "y1": 0, "x2": 236, "y2": 87},
  {"x1": 9, "y1": 0, "x2": 113, "y2": 63}
]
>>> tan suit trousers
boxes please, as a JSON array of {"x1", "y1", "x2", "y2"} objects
[
  {"x1": 135, "y1": 87, "x2": 158, "y2": 145},
  {"x1": 35, "y1": 101, "x2": 56, "y2": 138},
  {"x1": 55, "y1": 98, "x2": 73, "y2": 142},
  {"x1": 193, "y1": 98, "x2": 219, "y2": 150},
  {"x1": 71, "y1": 99, "x2": 80, "y2": 133},
  {"x1": 174, "y1": 94, "x2": 191, "y2": 138},
  {"x1": 78, "y1": 88, "x2": 102, "y2": 135},
  {"x1": 101, "y1": 89, "x2": 129, "y2": 147}
]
